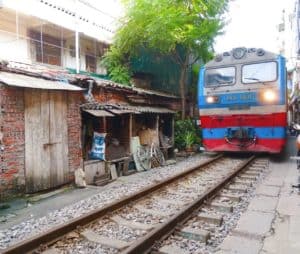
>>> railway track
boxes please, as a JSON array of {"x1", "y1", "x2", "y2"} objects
[{"x1": 2, "y1": 155, "x2": 269, "y2": 254}]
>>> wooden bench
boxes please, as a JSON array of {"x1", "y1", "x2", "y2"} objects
[{"x1": 106, "y1": 156, "x2": 133, "y2": 178}]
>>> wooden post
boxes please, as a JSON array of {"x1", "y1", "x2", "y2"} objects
[
  {"x1": 171, "y1": 115, "x2": 175, "y2": 146},
  {"x1": 156, "y1": 115, "x2": 159, "y2": 140},
  {"x1": 103, "y1": 117, "x2": 107, "y2": 132},
  {"x1": 129, "y1": 114, "x2": 133, "y2": 153}
]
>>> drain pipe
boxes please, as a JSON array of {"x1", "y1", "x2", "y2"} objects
[{"x1": 84, "y1": 80, "x2": 95, "y2": 102}]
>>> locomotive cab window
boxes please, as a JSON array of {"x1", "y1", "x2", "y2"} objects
[
  {"x1": 242, "y1": 61, "x2": 277, "y2": 83},
  {"x1": 205, "y1": 67, "x2": 235, "y2": 87}
]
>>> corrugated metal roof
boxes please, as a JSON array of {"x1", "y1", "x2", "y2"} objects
[
  {"x1": 81, "y1": 103, "x2": 176, "y2": 114},
  {"x1": 0, "y1": 71, "x2": 83, "y2": 91},
  {"x1": 108, "y1": 109, "x2": 139, "y2": 114},
  {"x1": 83, "y1": 109, "x2": 114, "y2": 117},
  {"x1": 133, "y1": 87, "x2": 179, "y2": 98},
  {"x1": 135, "y1": 106, "x2": 175, "y2": 114},
  {"x1": 92, "y1": 77, "x2": 179, "y2": 99}
]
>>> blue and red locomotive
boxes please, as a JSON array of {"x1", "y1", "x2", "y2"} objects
[{"x1": 198, "y1": 47, "x2": 287, "y2": 153}]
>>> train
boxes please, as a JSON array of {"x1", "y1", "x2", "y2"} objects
[{"x1": 198, "y1": 47, "x2": 287, "y2": 153}]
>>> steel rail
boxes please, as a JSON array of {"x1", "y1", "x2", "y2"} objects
[
  {"x1": 2, "y1": 154, "x2": 223, "y2": 254},
  {"x1": 122, "y1": 155, "x2": 255, "y2": 254}
]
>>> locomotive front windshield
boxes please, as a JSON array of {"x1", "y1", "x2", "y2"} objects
[
  {"x1": 242, "y1": 61, "x2": 277, "y2": 83},
  {"x1": 205, "y1": 67, "x2": 235, "y2": 87}
]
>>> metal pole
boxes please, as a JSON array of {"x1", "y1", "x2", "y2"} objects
[
  {"x1": 75, "y1": 0, "x2": 80, "y2": 73},
  {"x1": 15, "y1": 9, "x2": 19, "y2": 40},
  {"x1": 40, "y1": 23, "x2": 43, "y2": 63},
  {"x1": 61, "y1": 27, "x2": 63, "y2": 66}
]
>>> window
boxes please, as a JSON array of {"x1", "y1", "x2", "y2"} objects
[
  {"x1": 29, "y1": 30, "x2": 61, "y2": 66},
  {"x1": 86, "y1": 55, "x2": 96, "y2": 73},
  {"x1": 242, "y1": 62, "x2": 277, "y2": 84},
  {"x1": 205, "y1": 67, "x2": 236, "y2": 87}
]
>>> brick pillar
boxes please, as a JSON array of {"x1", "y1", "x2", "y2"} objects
[{"x1": 0, "y1": 85, "x2": 25, "y2": 199}]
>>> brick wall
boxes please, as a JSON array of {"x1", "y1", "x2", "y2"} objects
[
  {"x1": 67, "y1": 92, "x2": 83, "y2": 181},
  {"x1": 0, "y1": 86, "x2": 83, "y2": 199},
  {"x1": 94, "y1": 88, "x2": 128, "y2": 103},
  {"x1": 0, "y1": 85, "x2": 25, "y2": 199}
]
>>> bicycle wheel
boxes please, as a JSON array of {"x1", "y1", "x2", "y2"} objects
[
  {"x1": 152, "y1": 146, "x2": 165, "y2": 167},
  {"x1": 135, "y1": 145, "x2": 151, "y2": 170}
]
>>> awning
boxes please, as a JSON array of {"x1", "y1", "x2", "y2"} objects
[
  {"x1": 83, "y1": 109, "x2": 114, "y2": 117},
  {"x1": 0, "y1": 71, "x2": 83, "y2": 91},
  {"x1": 81, "y1": 103, "x2": 176, "y2": 115},
  {"x1": 137, "y1": 106, "x2": 175, "y2": 114},
  {"x1": 108, "y1": 109, "x2": 139, "y2": 114}
]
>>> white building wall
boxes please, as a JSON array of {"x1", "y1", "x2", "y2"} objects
[
  {"x1": 2, "y1": 0, "x2": 118, "y2": 44},
  {"x1": 0, "y1": 5, "x2": 109, "y2": 74},
  {"x1": 0, "y1": 31, "x2": 30, "y2": 63}
]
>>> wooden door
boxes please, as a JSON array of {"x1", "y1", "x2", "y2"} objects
[{"x1": 25, "y1": 89, "x2": 69, "y2": 193}]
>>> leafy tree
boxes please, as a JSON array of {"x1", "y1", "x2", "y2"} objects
[
  {"x1": 103, "y1": 0, "x2": 228, "y2": 117},
  {"x1": 101, "y1": 46, "x2": 132, "y2": 85}
]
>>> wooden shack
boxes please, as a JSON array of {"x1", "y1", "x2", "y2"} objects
[
  {"x1": 0, "y1": 69, "x2": 83, "y2": 198},
  {"x1": 80, "y1": 78, "x2": 180, "y2": 183},
  {"x1": 0, "y1": 63, "x2": 180, "y2": 197}
]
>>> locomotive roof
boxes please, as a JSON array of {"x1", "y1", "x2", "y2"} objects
[{"x1": 205, "y1": 48, "x2": 281, "y2": 68}]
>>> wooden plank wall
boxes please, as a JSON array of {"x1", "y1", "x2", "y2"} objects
[{"x1": 25, "y1": 90, "x2": 69, "y2": 193}]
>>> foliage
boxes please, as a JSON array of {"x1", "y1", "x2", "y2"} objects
[
  {"x1": 101, "y1": 46, "x2": 132, "y2": 85},
  {"x1": 184, "y1": 131, "x2": 195, "y2": 148},
  {"x1": 104, "y1": 0, "x2": 229, "y2": 116},
  {"x1": 118, "y1": 0, "x2": 228, "y2": 59},
  {"x1": 188, "y1": 63, "x2": 201, "y2": 100},
  {"x1": 174, "y1": 118, "x2": 201, "y2": 150}
]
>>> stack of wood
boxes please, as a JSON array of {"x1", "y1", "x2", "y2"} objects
[{"x1": 93, "y1": 172, "x2": 113, "y2": 186}]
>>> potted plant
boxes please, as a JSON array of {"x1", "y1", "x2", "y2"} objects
[{"x1": 184, "y1": 131, "x2": 195, "y2": 152}]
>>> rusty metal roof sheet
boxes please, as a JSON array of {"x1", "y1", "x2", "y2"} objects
[
  {"x1": 0, "y1": 71, "x2": 83, "y2": 91},
  {"x1": 81, "y1": 103, "x2": 176, "y2": 114},
  {"x1": 135, "y1": 106, "x2": 175, "y2": 113},
  {"x1": 108, "y1": 109, "x2": 139, "y2": 114},
  {"x1": 92, "y1": 77, "x2": 179, "y2": 98},
  {"x1": 83, "y1": 109, "x2": 114, "y2": 117}
]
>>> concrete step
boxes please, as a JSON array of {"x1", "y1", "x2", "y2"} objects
[
  {"x1": 219, "y1": 193, "x2": 242, "y2": 202},
  {"x1": 210, "y1": 202, "x2": 233, "y2": 213},
  {"x1": 153, "y1": 197, "x2": 187, "y2": 206},
  {"x1": 227, "y1": 184, "x2": 248, "y2": 193},
  {"x1": 166, "y1": 189, "x2": 197, "y2": 199},
  {"x1": 198, "y1": 212, "x2": 223, "y2": 226},
  {"x1": 134, "y1": 204, "x2": 174, "y2": 217},
  {"x1": 158, "y1": 245, "x2": 190, "y2": 254},
  {"x1": 81, "y1": 229, "x2": 131, "y2": 250},
  {"x1": 248, "y1": 166, "x2": 265, "y2": 171},
  {"x1": 179, "y1": 227, "x2": 210, "y2": 243},
  {"x1": 252, "y1": 162, "x2": 268, "y2": 166},
  {"x1": 111, "y1": 215, "x2": 154, "y2": 231},
  {"x1": 239, "y1": 175, "x2": 257, "y2": 181},
  {"x1": 235, "y1": 179, "x2": 253, "y2": 187},
  {"x1": 243, "y1": 171, "x2": 260, "y2": 177},
  {"x1": 42, "y1": 249, "x2": 60, "y2": 254}
]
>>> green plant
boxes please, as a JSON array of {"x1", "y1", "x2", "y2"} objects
[
  {"x1": 184, "y1": 131, "x2": 195, "y2": 148},
  {"x1": 101, "y1": 46, "x2": 132, "y2": 85},
  {"x1": 174, "y1": 118, "x2": 201, "y2": 150}
]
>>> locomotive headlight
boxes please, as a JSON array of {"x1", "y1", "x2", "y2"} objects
[
  {"x1": 262, "y1": 89, "x2": 277, "y2": 102},
  {"x1": 206, "y1": 96, "x2": 219, "y2": 104}
]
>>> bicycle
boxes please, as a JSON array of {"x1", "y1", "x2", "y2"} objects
[{"x1": 135, "y1": 143, "x2": 165, "y2": 170}]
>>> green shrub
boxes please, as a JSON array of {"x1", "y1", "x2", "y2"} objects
[
  {"x1": 174, "y1": 118, "x2": 201, "y2": 150},
  {"x1": 101, "y1": 46, "x2": 132, "y2": 85},
  {"x1": 183, "y1": 131, "x2": 195, "y2": 148}
]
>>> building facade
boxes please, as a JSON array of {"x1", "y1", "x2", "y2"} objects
[
  {"x1": 0, "y1": 0, "x2": 181, "y2": 199},
  {"x1": 277, "y1": 0, "x2": 300, "y2": 124},
  {"x1": 0, "y1": 0, "x2": 120, "y2": 74}
]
